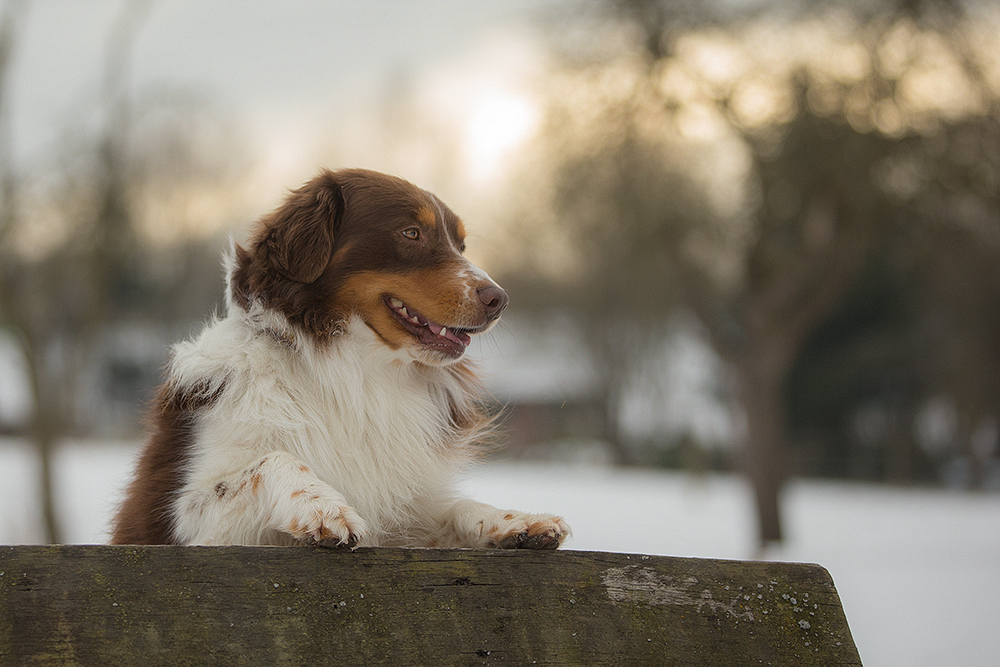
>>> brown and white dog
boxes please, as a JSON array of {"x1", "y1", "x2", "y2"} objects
[{"x1": 111, "y1": 168, "x2": 569, "y2": 550}]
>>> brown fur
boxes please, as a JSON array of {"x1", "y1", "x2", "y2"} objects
[
  {"x1": 111, "y1": 168, "x2": 508, "y2": 546},
  {"x1": 111, "y1": 381, "x2": 224, "y2": 544},
  {"x1": 230, "y1": 169, "x2": 471, "y2": 342}
]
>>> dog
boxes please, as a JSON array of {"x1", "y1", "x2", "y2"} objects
[{"x1": 111, "y1": 168, "x2": 569, "y2": 550}]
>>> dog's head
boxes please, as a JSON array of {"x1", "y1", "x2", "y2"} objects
[{"x1": 231, "y1": 169, "x2": 507, "y2": 366}]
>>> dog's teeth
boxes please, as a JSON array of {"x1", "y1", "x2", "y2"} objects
[
  {"x1": 400, "y1": 306, "x2": 410, "y2": 316},
  {"x1": 439, "y1": 327, "x2": 448, "y2": 337},
  {"x1": 410, "y1": 316, "x2": 421, "y2": 325},
  {"x1": 390, "y1": 298, "x2": 403, "y2": 309}
]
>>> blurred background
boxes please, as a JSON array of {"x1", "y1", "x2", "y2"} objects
[{"x1": 1, "y1": 0, "x2": 998, "y2": 665}]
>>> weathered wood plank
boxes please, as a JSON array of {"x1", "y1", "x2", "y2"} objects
[{"x1": 0, "y1": 546, "x2": 861, "y2": 666}]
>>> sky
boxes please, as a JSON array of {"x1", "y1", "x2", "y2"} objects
[{"x1": 7, "y1": 0, "x2": 562, "y2": 194}]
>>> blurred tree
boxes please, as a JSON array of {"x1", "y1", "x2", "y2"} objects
[
  {"x1": 512, "y1": 0, "x2": 1000, "y2": 548},
  {"x1": 500, "y1": 127, "x2": 707, "y2": 464},
  {"x1": 0, "y1": 0, "x2": 152, "y2": 544},
  {"x1": 788, "y1": 115, "x2": 1000, "y2": 488},
  {"x1": 0, "y1": 0, "x2": 244, "y2": 543}
]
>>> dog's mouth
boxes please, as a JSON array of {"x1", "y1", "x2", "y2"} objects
[{"x1": 385, "y1": 296, "x2": 485, "y2": 358}]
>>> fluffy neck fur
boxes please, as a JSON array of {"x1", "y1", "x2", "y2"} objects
[{"x1": 168, "y1": 283, "x2": 491, "y2": 546}]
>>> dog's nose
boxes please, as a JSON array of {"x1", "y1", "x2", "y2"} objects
[{"x1": 477, "y1": 284, "x2": 509, "y2": 319}]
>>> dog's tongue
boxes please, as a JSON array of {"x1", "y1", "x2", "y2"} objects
[
  {"x1": 388, "y1": 297, "x2": 472, "y2": 352},
  {"x1": 427, "y1": 321, "x2": 471, "y2": 346}
]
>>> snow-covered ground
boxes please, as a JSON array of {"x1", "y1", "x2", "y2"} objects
[{"x1": 2, "y1": 439, "x2": 998, "y2": 667}]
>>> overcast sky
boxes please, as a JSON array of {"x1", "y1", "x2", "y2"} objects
[{"x1": 7, "y1": 0, "x2": 557, "y2": 167}]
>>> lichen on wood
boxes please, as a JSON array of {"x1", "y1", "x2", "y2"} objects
[{"x1": 0, "y1": 545, "x2": 862, "y2": 666}]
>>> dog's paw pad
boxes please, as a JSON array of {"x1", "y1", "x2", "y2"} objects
[
  {"x1": 490, "y1": 515, "x2": 569, "y2": 550},
  {"x1": 521, "y1": 532, "x2": 561, "y2": 550},
  {"x1": 287, "y1": 502, "x2": 366, "y2": 548},
  {"x1": 305, "y1": 534, "x2": 359, "y2": 550},
  {"x1": 497, "y1": 532, "x2": 527, "y2": 549}
]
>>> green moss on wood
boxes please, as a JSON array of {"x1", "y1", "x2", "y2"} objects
[{"x1": 0, "y1": 546, "x2": 861, "y2": 666}]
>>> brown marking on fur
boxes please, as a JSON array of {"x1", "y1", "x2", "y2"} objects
[
  {"x1": 230, "y1": 169, "x2": 485, "y2": 344},
  {"x1": 334, "y1": 267, "x2": 500, "y2": 360},
  {"x1": 115, "y1": 169, "x2": 500, "y2": 547},
  {"x1": 291, "y1": 489, "x2": 307, "y2": 499},
  {"x1": 250, "y1": 472, "x2": 263, "y2": 493},
  {"x1": 416, "y1": 205, "x2": 437, "y2": 227},
  {"x1": 215, "y1": 482, "x2": 229, "y2": 498},
  {"x1": 525, "y1": 520, "x2": 557, "y2": 537},
  {"x1": 298, "y1": 464, "x2": 311, "y2": 473},
  {"x1": 484, "y1": 515, "x2": 567, "y2": 550},
  {"x1": 315, "y1": 509, "x2": 336, "y2": 540},
  {"x1": 110, "y1": 379, "x2": 226, "y2": 545},
  {"x1": 255, "y1": 171, "x2": 343, "y2": 284},
  {"x1": 289, "y1": 517, "x2": 303, "y2": 535},
  {"x1": 341, "y1": 268, "x2": 492, "y2": 331}
]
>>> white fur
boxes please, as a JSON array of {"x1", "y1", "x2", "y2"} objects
[{"x1": 166, "y1": 295, "x2": 569, "y2": 549}]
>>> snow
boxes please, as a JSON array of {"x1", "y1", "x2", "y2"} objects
[
  {"x1": 468, "y1": 316, "x2": 741, "y2": 447},
  {"x1": 2, "y1": 438, "x2": 999, "y2": 667}
]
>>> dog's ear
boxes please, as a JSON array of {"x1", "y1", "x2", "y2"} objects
[{"x1": 258, "y1": 170, "x2": 344, "y2": 284}]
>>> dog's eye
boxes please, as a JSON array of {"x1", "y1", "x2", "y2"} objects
[
  {"x1": 401, "y1": 228, "x2": 421, "y2": 241},
  {"x1": 459, "y1": 242, "x2": 466, "y2": 253}
]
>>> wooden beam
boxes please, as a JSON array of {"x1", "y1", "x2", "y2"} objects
[{"x1": 0, "y1": 546, "x2": 861, "y2": 665}]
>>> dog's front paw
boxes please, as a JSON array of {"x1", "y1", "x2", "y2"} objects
[
  {"x1": 285, "y1": 495, "x2": 368, "y2": 548},
  {"x1": 487, "y1": 513, "x2": 570, "y2": 550}
]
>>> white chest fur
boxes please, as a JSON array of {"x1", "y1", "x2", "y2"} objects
[{"x1": 170, "y1": 312, "x2": 473, "y2": 546}]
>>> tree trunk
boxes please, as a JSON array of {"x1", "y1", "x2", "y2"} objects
[
  {"x1": 960, "y1": 417, "x2": 986, "y2": 491},
  {"x1": 885, "y1": 408, "x2": 915, "y2": 485},
  {"x1": 24, "y1": 336, "x2": 64, "y2": 545},
  {"x1": 737, "y1": 346, "x2": 793, "y2": 552},
  {"x1": 35, "y1": 424, "x2": 61, "y2": 545},
  {"x1": 598, "y1": 383, "x2": 634, "y2": 466}
]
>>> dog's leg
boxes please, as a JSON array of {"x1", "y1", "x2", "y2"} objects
[
  {"x1": 177, "y1": 451, "x2": 368, "y2": 547},
  {"x1": 436, "y1": 499, "x2": 570, "y2": 549}
]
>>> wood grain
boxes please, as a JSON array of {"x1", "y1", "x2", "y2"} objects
[{"x1": 0, "y1": 546, "x2": 862, "y2": 666}]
